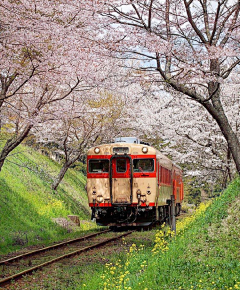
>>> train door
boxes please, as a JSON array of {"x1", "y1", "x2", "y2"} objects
[{"x1": 111, "y1": 157, "x2": 132, "y2": 204}]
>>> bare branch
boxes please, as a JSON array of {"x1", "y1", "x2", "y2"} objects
[
  {"x1": 221, "y1": 58, "x2": 240, "y2": 79},
  {"x1": 47, "y1": 78, "x2": 80, "y2": 105},
  {"x1": 184, "y1": 0, "x2": 207, "y2": 44}
]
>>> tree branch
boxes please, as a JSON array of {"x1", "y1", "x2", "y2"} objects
[{"x1": 184, "y1": 0, "x2": 207, "y2": 44}]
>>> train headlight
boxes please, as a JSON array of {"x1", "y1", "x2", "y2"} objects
[
  {"x1": 92, "y1": 190, "x2": 96, "y2": 195},
  {"x1": 147, "y1": 190, "x2": 151, "y2": 195},
  {"x1": 96, "y1": 195, "x2": 103, "y2": 203},
  {"x1": 142, "y1": 146, "x2": 148, "y2": 153},
  {"x1": 94, "y1": 147, "x2": 100, "y2": 154},
  {"x1": 141, "y1": 195, "x2": 147, "y2": 203}
]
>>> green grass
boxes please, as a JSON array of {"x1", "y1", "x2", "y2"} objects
[
  {"x1": 76, "y1": 178, "x2": 240, "y2": 290},
  {"x1": 0, "y1": 143, "x2": 95, "y2": 255}
]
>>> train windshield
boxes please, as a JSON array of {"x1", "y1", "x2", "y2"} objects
[
  {"x1": 133, "y1": 159, "x2": 154, "y2": 172},
  {"x1": 89, "y1": 159, "x2": 109, "y2": 173},
  {"x1": 116, "y1": 158, "x2": 127, "y2": 173}
]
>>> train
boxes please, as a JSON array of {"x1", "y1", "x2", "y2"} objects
[{"x1": 86, "y1": 137, "x2": 184, "y2": 227}]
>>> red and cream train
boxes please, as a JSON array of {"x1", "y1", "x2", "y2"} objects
[{"x1": 86, "y1": 137, "x2": 184, "y2": 227}]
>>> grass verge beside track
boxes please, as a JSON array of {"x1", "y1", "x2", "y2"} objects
[{"x1": 77, "y1": 178, "x2": 240, "y2": 290}]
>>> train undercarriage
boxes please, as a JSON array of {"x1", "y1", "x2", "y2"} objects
[{"x1": 91, "y1": 203, "x2": 181, "y2": 227}]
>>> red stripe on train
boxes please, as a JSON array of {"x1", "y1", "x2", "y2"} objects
[
  {"x1": 87, "y1": 174, "x2": 157, "y2": 178},
  {"x1": 89, "y1": 202, "x2": 156, "y2": 207}
]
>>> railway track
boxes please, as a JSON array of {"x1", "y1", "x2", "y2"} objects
[{"x1": 0, "y1": 229, "x2": 133, "y2": 288}]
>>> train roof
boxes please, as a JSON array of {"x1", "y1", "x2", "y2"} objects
[
  {"x1": 87, "y1": 142, "x2": 156, "y2": 155},
  {"x1": 87, "y1": 142, "x2": 182, "y2": 172}
]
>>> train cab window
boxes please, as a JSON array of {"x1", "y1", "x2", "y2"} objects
[
  {"x1": 117, "y1": 159, "x2": 126, "y2": 173},
  {"x1": 133, "y1": 159, "x2": 154, "y2": 172},
  {"x1": 89, "y1": 160, "x2": 109, "y2": 173}
]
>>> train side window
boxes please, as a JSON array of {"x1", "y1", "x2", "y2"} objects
[
  {"x1": 89, "y1": 160, "x2": 109, "y2": 173},
  {"x1": 160, "y1": 167, "x2": 171, "y2": 184},
  {"x1": 160, "y1": 166, "x2": 163, "y2": 183},
  {"x1": 117, "y1": 159, "x2": 126, "y2": 172},
  {"x1": 133, "y1": 159, "x2": 154, "y2": 172},
  {"x1": 161, "y1": 166, "x2": 165, "y2": 183},
  {"x1": 157, "y1": 162, "x2": 160, "y2": 184}
]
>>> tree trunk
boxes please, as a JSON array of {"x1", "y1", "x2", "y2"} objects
[
  {"x1": 202, "y1": 99, "x2": 240, "y2": 174},
  {"x1": 222, "y1": 147, "x2": 232, "y2": 189},
  {"x1": 164, "y1": 57, "x2": 240, "y2": 175},
  {"x1": 204, "y1": 59, "x2": 240, "y2": 174},
  {"x1": 51, "y1": 156, "x2": 80, "y2": 191},
  {"x1": 52, "y1": 162, "x2": 70, "y2": 191},
  {"x1": 226, "y1": 147, "x2": 232, "y2": 182},
  {"x1": 0, "y1": 123, "x2": 33, "y2": 171}
]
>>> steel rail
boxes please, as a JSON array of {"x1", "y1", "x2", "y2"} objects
[
  {"x1": 0, "y1": 229, "x2": 110, "y2": 266},
  {"x1": 0, "y1": 231, "x2": 133, "y2": 287}
]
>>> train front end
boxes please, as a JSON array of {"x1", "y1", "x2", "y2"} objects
[{"x1": 87, "y1": 139, "x2": 157, "y2": 227}]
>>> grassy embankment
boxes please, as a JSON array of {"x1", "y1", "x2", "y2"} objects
[
  {"x1": 78, "y1": 178, "x2": 240, "y2": 290},
  {"x1": 1, "y1": 141, "x2": 239, "y2": 289},
  {"x1": 0, "y1": 143, "x2": 95, "y2": 255}
]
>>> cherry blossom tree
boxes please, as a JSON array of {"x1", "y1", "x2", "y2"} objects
[
  {"x1": 129, "y1": 79, "x2": 240, "y2": 191},
  {"x1": 159, "y1": 96, "x2": 235, "y2": 189},
  {"x1": 32, "y1": 88, "x2": 127, "y2": 190},
  {"x1": 0, "y1": 0, "x2": 110, "y2": 171},
  {"x1": 95, "y1": 0, "x2": 240, "y2": 173},
  {"x1": 0, "y1": 77, "x2": 83, "y2": 170}
]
